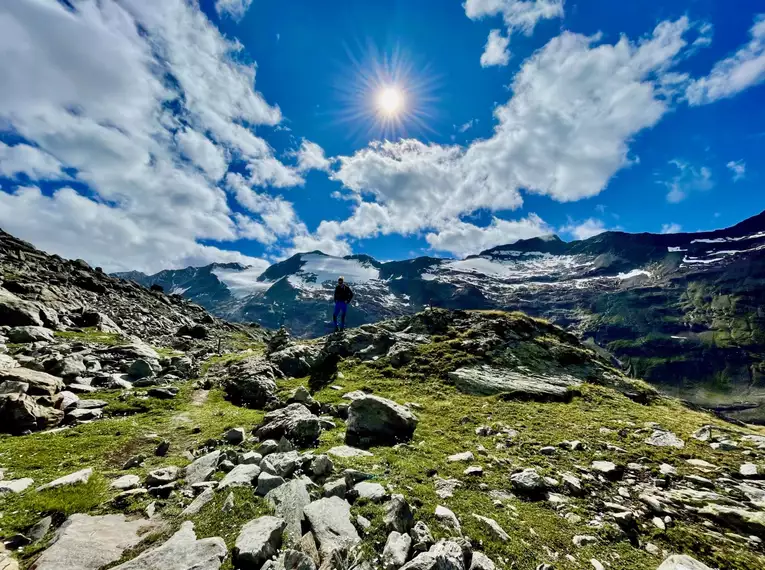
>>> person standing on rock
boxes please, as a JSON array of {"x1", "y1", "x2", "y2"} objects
[{"x1": 333, "y1": 276, "x2": 354, "y2": 332}]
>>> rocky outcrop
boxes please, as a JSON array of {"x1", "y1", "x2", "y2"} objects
[
  {"x1": 255, "y1": 404, "x2": 322, "y2": 445},
  {"x1": 448, "y1": 366, "x2": 580, "y2": 401},
  {"x1": 345, "y1": 395, "x2": 418, "y2": 448}
]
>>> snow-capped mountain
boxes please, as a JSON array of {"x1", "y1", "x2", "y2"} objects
[{"x1": 116, "y1": 210, "x2": 765, "y2": 418}]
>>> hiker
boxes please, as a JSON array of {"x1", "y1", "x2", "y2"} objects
[{"x1": 333, "y1": 276, "x2": 354, "y2": 332}]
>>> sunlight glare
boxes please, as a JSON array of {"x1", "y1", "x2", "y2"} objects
[{"x1": 377, "y1": 86, "x2": 404, "y2": 116}]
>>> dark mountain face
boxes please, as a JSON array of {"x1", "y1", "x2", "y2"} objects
[{"x1": 112, "y1": 210, "x2": 765, "y2": 421}]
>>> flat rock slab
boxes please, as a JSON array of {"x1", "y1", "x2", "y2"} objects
[
  {"x1": 266, "y1": 478, "x2": 311, "y2": 544},
  {"x1": 447, "y1": 366, "x2": 580, "y2": 400},
  {"x1": 303, "y1": 497, "x2": 360, "y2": 560},
  {"x1": 111, "y1": 521, "x2": 226, "y2": 570},
  {"x1": 31, "y1": 514, "x2": 153, "y2": 570},
  {"x1": 0, "y1": 478, "x2": 34, "y2": 494},
  {"x1": 657, "y1": 555, "x2": 712, "y2": 570},
  {"x1": 219, "y1": 464, "x2": 260, "y2": 490},
  {"x1": 234, "y1": 516, "x2": 286, "y2": 570},
  {"x1": 185, "y1": 451, "x2": 221, "y2": 486},
  {"x1": 182, "y1": 488, "x2": 215, "y2": 517},
  {"x1": 36, "y1": 468, "x2": 92, "y2": 492},
  {"x1": 354, "y1": 481, "x2": 387, "y2": 502},
  {"x1": 327, "y1": 445, "x2": 373, "y2": 458},
  {"x1": 645, "y1": 430, "x2": 685, "y2": 449},
  {"x1": 111, "y1": 475, "x2": 141, "y2": 491},
  {"x1": 0, "y1": 367, "x2": 64, "y2": 397}
]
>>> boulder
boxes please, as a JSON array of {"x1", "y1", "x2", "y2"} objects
[
  {"x1": 354, "y1": 481, "x2": 387, "y2": 502},
  {"x1": 278, "y1": 549, "x2": 317, "y2": 570},
  {"x1": 0, "y1": 478, "x2": 34, "y2": 494},
  {"x1": 36, "y1": 468, "x2": 92, "y2": 492},
  {"x1": 382, "y1": 531, "x2": 412, "y2": 570},
  {"x1": 470, "y1": 552, "x2": 496, "y2": 570},
  {"x1": 256, "y1": 404, "x2": 322, "y2": 445},
  {"x1": 260, "y1": 451, "x2": 302, "y2": 478},
  {"x1": 266, "y1": 478, "x2": 312, "y2": 544},
  {"x1": 269, "y1": 345, "x2": 320, "y2": 378},
  {"x1": 8, "y1": 326, "x2": 54, "y2": 343},
  {"x1": 111, "y1": 521, "x2": 226, "y2": 570},
  {"x1": 657, "y1": 555, "x2": 712, "y2": 570},
  {"x1": 385, "y1": 494, "x2": 414, "y2": 533},
  {"x1": 510, "y1": 468, "x2": 546, "y2": 496},
  {"x1": 591, "y1": 461, "x2": 623, "y2": 480},
  {"x1": 234, "y1": 516, "x2": 286, "y2": 570},
  {"x1": 111, "y1": 475, "x2": 141, "y2": 491},
  {"x1": 345, "y1": 395, "x2": 418, "y2": 448},
  {"x1": 0, "y1": 288, "x2": 43, "y2": 327},
  {"x1": 30, "y1": 513, "x2": 153, "y2": 570},
  {"x1": 645, "y1": 430, "x2": 685, "y2": 449},
  {"x1": 429, "y1": 540, "x2": 470, "y2": 570},
  {"x1": 471, "y1": 515, "x2": 509, "y2": 542},
  {"x1": 182, "y1": 487, "x2": 215, "y2": 517},
  {"x1": 176, "y1": 323, "x2": 209, "y2": 339},
  {"x1": 0, "y1": 367, "x2": 63, "y2": 397},
  {"x1": 222, "y1": 357, "x2": 281, "y2": 408},
  {"x1": 145, "y1": 466, "x2": 180, "y2": 487},
  {"x1": 186, "y1": 451, "x2": 221, "y2": 486},
  {"x1": 218, "y1": 464, "x2": 260, "y2": 490},
  {"x1": 128, "y1": 359, "x2": 155, "y2": 380},
  {"x1": 410, "y1": 521, "x2": 434, "y2": 552},
  {"x1": 148, "y1": 387, "x2": 178, "y2": 399},
  {"x1": 303, "y1": 497, "x2": 361, "y2": 560},
  {"x1": 0, "y1": 393, "x2": 64, "y2": 433},
  {"x1": 257, "y1": 472, "x2": 286, "y2": 496},
  {"x1": 224, "y1": 427, "x2": 246, "y2": 444},
  {"x1": 435, "y1": 505, "x2": 461, "y2": 535},
  {"x1": 448, "y1": 366, "x2": 580, "y2": 401},
  {"x1": 327, "y1": 445, "x2": 373, "y2": 458}
]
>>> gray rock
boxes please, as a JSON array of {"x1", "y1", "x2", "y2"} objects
[
  {"x1": 66, "y1": 407, "x2": 103, "y2": 422},
  {"x1": 185, "y1": 451, "x2": 221, "y2": 486},
  {"x1": 561, "y1": 472, "x2": 584, "y2": 496},
  {"x1": 435, "y1": 477, "x2": 462, "y2": 499},
  {"x1": 223, "y1": 357, "x2": 281, "y2": 408},
  {"x1": 356, "y1": 515, "x2": 372, "y2": 532},
  {"x1": 591, "y1": 461, "x2": 623, "y2": 480},
  {"x1": 145, "y1": 466, "x2": 180, "y2": 487},
  {"x1": 0, "y1": 393, "x2": 64, "y2": 433},
  {"x1": 257, "y1": 471, "x2": 286, "y2": 496},
  {"x1": 111, "y1": 521, "x2": 226, "y2": 570},
  {"x1": 463, "y1": 466, "x2": 483, "y2": 477},
  {"x1": 448, "y1": 451, "x2": 474, "y2": 463},
  {"x1": 698, "y1": 503, "x2": 765, "y2": 535},
  {"x1": 298, "y1": 531, "x2": 321, "y2": 568},
  {"x1": 740, "y1": 463, "x2": 759, "y2": 478},
  {"x1": 410, "y1": 521, "x2": 434, "y2": 552},
  {"x1": 31, "y1": 514, "x2": 153, "y2": 570},
  {"x1": 383, "y1": 531, "x2": 412, "y2": 570},
  {"x1": 400, "y1": 553, "x2": 437, "y2": 570},
  {"x1": 657, "y1": 555, "x2": 713, "y2": 570},
  {"x1": 510, "y1": 468, "x2": 546, "y2": 496},
  {"x1": 354, "y1": 481, "x2": 387, "y2": 502},
  {"x1": 0, "y1": 288, "x2": 44, "y2": 327},
  {"x1": 327, "y1": 445, "x2": 373, "y2": 458},
  {"x1": 471, "y1": 514, "x2": 509, "y2": 541},
  {"x1": 573, "y1": 535, "x2": 598, "y2": 547},
  {"x1": 219, "y1": 464, "x2": 260, "y2": 490},
  {"x1": 385, "y1": 494, "x2": 414, "y2": 533},
  {"x1": 311, "y1": 454, "x2": 333, "y2": 477},
  {"x1": 0, "y1": 367, "x2": 63, "y2": 397},
  {"x1": 645, "y1": 430, "x2": 685, "y2": 449},
  {"x1": 256, "y1": 404, "x2": 322, "y2": 445},
  {"x1": 148, "y1": 386, "x2": 178, "y2": 399},
  {"x1": 429, "y1": 540, "x2": 469, "y2": 570},
  {"x1": 233, "y1": 517, "x2": 286, "y2": 569},
  {"x1": 182, "y1": 487, "x2": 215, "y2": 517},
  {"x1": 266, "y1": 478, "x2": 312, "y2": 544},
  {"x1": 269, "y1": 344, "x2": 319, "y2": 377},
  {"x1": 222, "y1": 491, "x2": 235, "y2": 512},
  {"x1": 224, "y1": 427, "x2": 246, "y2": 444},
  {"x1": 279, "y1": 549, "x2": 317, "y2": 570},
  {"x1": 8, "y1": 326, "x2": 54, "y2": 343},
  {"x1": 128, "y1": 359, "x2": 155, "y2": 380},
  {"x1": 260, "y1": 450, "x2": 302, "y2": 478},
  {"x1": 448, "y1": 366, "x2": 580, "y2": 400},
  {"x1": 323, "y1": 478, "x2": 347, "y2": 499},
  {"x1": 1, "y1": 478, "x2": 36, "y2": 495},
  {"x1": 239, "y1": 451, "x2": 263, "y2": 465},
  {"x1": 111, "y1": 475, "x2": 141, "y2": 491},
  {"x1": 303, "y1": 497, "x2": 361, "y2": 560},
  {"x1": 470, "y1": 553, "x2": 495, "y2": 570},
  {"x1": 36, "y1": 468, "x2": 92, "y2": 492},
  {"x1": 435, "y1": 505, "x2": 461, "y2": 535},
  {"x1": 345, "y1": 395, "x2": 418, "y2": 448},
  {"x1": 29, "y1": 515, "x2": 53, "y2": 543}
]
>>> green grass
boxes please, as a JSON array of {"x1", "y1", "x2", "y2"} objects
[{"x1": 53, "y1": 328, "x2": 126, "y2": 346}]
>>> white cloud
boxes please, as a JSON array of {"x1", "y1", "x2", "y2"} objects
[
  {"x1": 457, "y1": 120, "x2": 476, "y2": 133},
  {"x1": 661, "y1": 223, "x2": 682, "y2": 234},
  {"x1": 0, "y1": 0, "x2": 303, "y2": 273},
  {"x1": 663, "y1": 159, "x2": 713, "y2": 203},
  {"x1": 293, "y1": 139, "x2": 332, "y2": 173},
  {"x1": 726, "y1": 159, "x2": 746, "y2": 182},
  {"x1": 425, "y1": 214, "x2": 552, "y2": 257},
  {"x1": 686, "y1": 14, "x2": 765, "y2": 105},
  {"x1": 481, "y1": 29, "x2": 511, "y2": 67},
  {"x1": 0, "y1": 142, "x2": 65, "y2": 180},
  {"x1": 560, "y1": 218, "x2": 610, "y2": 240},
  {"x1": 320, "y1": 19, "x2": 693, "y2": 247},
  {"x1": 215, "y1": 0, "x2": 254, "y2": 22}
]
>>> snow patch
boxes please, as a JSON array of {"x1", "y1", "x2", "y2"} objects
[
  {"x1": 617, "y1": 269, "x2": 651, "y2": 280},
  {"x1": 295, "y1": 253, "x2": 380, "y2": 288},
  {"x1": 212, "y1": 266, "x2": 270, "y2": 298},
  {"x1": 170, "y1": 286, "x2": 189, "y2": 295},
  {"x1": 667, "y1": 247, "x2": 685, "y2": 253}
]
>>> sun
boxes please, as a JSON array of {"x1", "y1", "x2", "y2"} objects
[{"x1": 376, "y1": 86, "x2": 405, "y2": 116}]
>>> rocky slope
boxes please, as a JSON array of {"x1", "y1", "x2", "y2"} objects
[
  {"x1": 116, "y1": 211, "x2": 765, "y2": 422},
  {"x1": 1, "y1": 223, "x2": 765, "y2": 570}
]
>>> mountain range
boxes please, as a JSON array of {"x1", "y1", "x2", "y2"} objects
[{"x1": 115, "y1": 210, "x2": 765, "y2": 421}]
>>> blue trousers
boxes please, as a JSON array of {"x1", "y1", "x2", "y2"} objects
[{"x1": 333, "y1": 301, "x2": 348, "y2": 327}]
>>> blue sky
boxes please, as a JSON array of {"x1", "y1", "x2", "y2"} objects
[{"x1": 0, "y1": 1, "x2": 764, "y2": 273}]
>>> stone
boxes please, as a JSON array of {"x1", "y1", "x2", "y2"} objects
[
  {"x1": 0, "y1": 288, "x2": 43, "y2": 327},
  {"x1": 148, "y1": 387, "x2": 178, "y2": 399},
  {"x1": 345, "y1": 395, "x2": 418, "y2": 448},
  {"x1": 323, "y1": 478, "x2": 347, "y2": 499},
  {"x1": 0, "y1": 392, "x2": 64, "y2": 433},
  {"x1": 111, "y1": 474, "x2": 141, "y2": 491},
  {"x1": 382, "y1": 531, "x2": 412, "y2": 570},
  {"x1": 182, "y1": 487, "x2": 215, "y2": 517},
  {"x1": 233, "y1": 516, "x2": 286, "y2": 569},
  {"x1": 36, "y1": 468, "x2": 92, "y2": 492},
  {"x1": 145, "y1": 466, "x2": 180, "y2": 487},
  {"x1": 66, "y1": 407, "x2": 103, "y2": 422},
  {"x1": 470, "y1": 552, "x2": 496, "y2": 570},
  {"x1": 400, "y1": 553, "x2": 438, "y2": 570},
  {"x1": 311, "y1": 454, "x2": 333, "y2": 477},
  {"x1": 385, "y1": 494, "x2": 415, "y2": 533},
  {"x1": 410, "y1": 521, "x2": 434, "y2": 552},
  {"x1": 435, "y1": 477, "x2": 462, "y2": 499},
  {"x1": 660, "y1": 463, "x2": 677, "y2": 476},
  {"x1": 279, "y1": 549, "x2": 317, "y2": 570},
  {"x1": 298, "y1": 532, "x2": 321, "y2": 568},
  {"x1": 448, "y1": 366, "x2": 580, "y2": 400},
  {"x1": 29, "y1": 515, "x2": 53, "y2": 543},
  {"x1": 266, "y1": 478, "x2": 312, "y2": 544},
  {"x1": 435, "y1": 505, "x2": 461, "y2": 534},
  {"x1": 239, "y1": 451, "x2": 263, "y2": 465},
  {"x1": 561, "y1": 472, "x2": 584, "y2": 496},
  {"x1": 740, "y1": 463, "x2": 759, "y2": 478},
  {"x1": 8, "y1": 326, "x2": 54, "y2": 343},
  {"x1": 185, "y1": 451, "x2": 221, "y2": 486},
  {"x1": 356, "y1": 515, "x2": 372, "y2": 532},
  {"x1": 448, "y1": 451, "x2": 474, "y2": 463},
  {"x1": 219, "y1": 464, "x2": 260, "y2": 490},
  {"x1": 354, "y1": 481, "x2": 387, "y2": 502},
  {"x1": 224, "y1": 427, "x2": 246, "y2": 444},
  {"x1": 464, "y1": 466, "x2": 483, "y2": 477},
  {"x1": 0, "y1": 367, "x2": 63, "y2": 397},
  {"x1": 540, "y1": 446, "x2": 557, "y2": 455},
  {"x1": 591, "y1": 460, "x2": 623, "y2": 480},
  {"x1": 472, "y1": 514, "x2": 509, "y2": 541},
  {"x1": 304, "y1": 497, "x2": 361, "y2": 560},
  {"x1": 572, "y1": 535, "x2": 598, "y2": 547},
  {"x1": 31, "y1": 514, "x2": 153, "y2": 570},
  {"x1": 327, "y1": 445, "x2": 373, "y2": 458},
  {"x1": 429, "y1": 540, "x2": 469, "y2": 570},
  {"x1": 698, "y1": 503, "x2": 765, "y2": 535},
  {"x1": 510, "y1": 468, "x2": 547, "y2": 496},
  {"x1": 128, "y1": 359, "x2": 155, "y2": 379},
  {"x1": 0, "y1": 477, "x2": 33, "y2": 495},
  {"x1": 645, "y1": 430, "x2": 685, "y2": 449},
  {"x1": 222, "y1": 492, "x2": 235, "y2": 512},
  {"x1": 123, "y1": 455, "x2": 146, "y2": 469},
  {"x1": 111, "y1": 521, "x2": 226, "y2": 570},
  {"x1": 257, "y1": 471, "x2": 286, "y2": 496},
  {"x1": 652, "y1": 516, "x2": 666, "y2": 530},
  {"x1": 223, "y1": 358, "x2": 280, "y2": 409},
  {"x1": 686, "y1": 459, "x2": 716, "y2": 471},
  {"x1": 590, "y1": 560, "x2": 605, "y2": 570},
  {"x1": 657, "y1": 555, "x2": 713, "y2": 570},
  {"x1": 256, "y1": 404, "x2": 322, "y2": 445},
  {"x1": 261, "y1": 450, "x2": 302, "y2": 478}
]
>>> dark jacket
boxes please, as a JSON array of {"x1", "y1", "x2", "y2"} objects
[{"x1": 334, "y1": 283, "x2": 354, "y2": 303}]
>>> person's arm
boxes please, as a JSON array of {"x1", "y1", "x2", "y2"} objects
[{"x1": 347, "y1": 287, "x2": 354, "y2": 303}]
